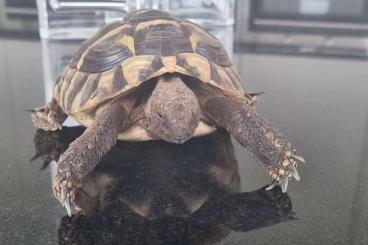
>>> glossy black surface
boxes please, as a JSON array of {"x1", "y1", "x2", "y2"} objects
[
  {"x1": 34, "y1": 127, "x2": 293, "y2": 244},
  {"x1": 0, "y1": 38, "x2": 367, "y2": 245}
]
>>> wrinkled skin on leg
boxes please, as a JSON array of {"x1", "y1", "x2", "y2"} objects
[
  {"x1": 54, "y1": 103, "x2": 127, "y2": 216},
  {"x1": 203, "y1": 96, "x2": 304, "y2": 192}
]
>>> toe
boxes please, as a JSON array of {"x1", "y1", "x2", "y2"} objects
[
  {"x1": 288, "y1": 165, "x2": 300, "y2": 181},
  {"x1": 267, "y1": 151, "x2": 304, "y2": 192},
  {"x1": 265, "y1": 180, "x2": 278, "y2": 191},
  {"x1": 291, "y1": 153, "x2": 306, "y2": 164},
  {"x1": 55, "y1": 183, "x2": 77, "y2": 216},
  {"x1": 280, "y1": 176, "x2": 289, "y2": 193},
  {"x1": 64, "y1": 198, "x2": 72, "y2": 217},
  {"x1": 54, "y1": 163, "x2": 79, "y2": 216}
]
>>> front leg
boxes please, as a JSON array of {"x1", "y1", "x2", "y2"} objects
[
  {"x1": 204, "y1": 96, "x2": 305, "y2": 192},
  {"x1": 54, "y1": 103, "x2": 126, "y2": 216}
]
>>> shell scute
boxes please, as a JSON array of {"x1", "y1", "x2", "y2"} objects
[
  {"x1": 80, "y1": 43, "x2": 132, "y2": 73},
  {"x1": 78, "y1": 26, "x2": 133, "y2": 73},
  {"x1": 181, "y1": 21, "x2": 232, "y2": 67},
  {"x1": 69, "y1": 21, "x2": 125, "y2": 69},
  {"x1": 135, "y1": 22, "x2": 193, "y2": 56},
  {"x1": 111, "y1": 66, "x2": 127, "y2": 91},
  {"x1": 56, "y1": 9, "x2": 245, "y2": 116},
  {"x1": 78, "y1": 73, "x2": 100, "y2": 108},
  {"x1": 124, "y1": 9, "x2": 175, "y2": 25}
]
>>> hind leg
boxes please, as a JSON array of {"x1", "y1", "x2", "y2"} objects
[{"x1": 31, "y1": 98, "x2": 67, "y2": 131}]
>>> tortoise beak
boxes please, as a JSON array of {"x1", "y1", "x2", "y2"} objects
[
  {"x1": 170, "y1": 132, "x2": 193, "y2": 144},
  {"x1": 174, "y1": 135, "x2": 189, "y2": 144}
]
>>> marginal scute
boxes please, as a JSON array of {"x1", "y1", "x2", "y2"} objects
[
  {"x1": 53, "y1": 76, "x2": 63, "y2": 101},
  {"x1": 59, "y1": 69, "x2": 77, "y2": 108},
  {"x1": 176, "y1": 54, "x2": 200, "y2": 77},
  {"x1": 138, "y1": 56, "x2": 166, "y2": 82},
  {"x1": 95, "y1": 86, "x2": 110, "y2": 99},
  {"x1": 224, "y1": 67, "x2": 243, "y2": 92},
  {"x1": 66, "y1": 73, "x2": 88, "y2": 112},
  {"x1": 176, "y1": 53, "x2": 210, "y2": 82},
  {"x1": 161, "y1": 56, "x2": 176, "y2": 73},
  {"x1": 210, "y1": 62, "x2": 224, "y2": 87},
  {"x1": 111, "y1": 65, "x2": 127, "y2": 91},
  {"x1": 121, "y1": 55, "x2": 165, "y2": 87},
  {"x1": 151, "y1": 56, "x2": 165, "y2": 71},
  {"x1": 78, "y1": 73, "x2": 100, "y2": 108}
]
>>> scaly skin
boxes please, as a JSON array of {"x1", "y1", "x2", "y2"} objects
[
  {"x1": 30, "y1": 98, "x2": 67, "y2": 131},
  {"x1": 204, "y1": 96, "x2": 304, "y2": 192},
  {"x1": 53, "y1": 103, "x2": 126, "y2": 215}
]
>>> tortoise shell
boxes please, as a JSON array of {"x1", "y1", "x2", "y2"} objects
[{"x1": 54, "y1": 9, "x2": 245, "y2": 118}]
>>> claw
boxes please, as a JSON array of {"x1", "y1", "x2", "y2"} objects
[
  {"x1": 64, "y1": 199, "x2": 72, "y2": 217},
  {"x1": 60, "y1": 186, "x2": 68, "y2": 201},
  {"x1": 40, "y1": 161, "x2": 50, "y2": 170},
  {"x1": 292, "y1": 153, "x2": 305, "y2": 164},
  {"x1": 30, "y1": 152, "x2": 42, "y2": 161},
  {"x1": 288, "y1": 165, "x2": 300, "y2": 181},
  {"x1": 266, "y1": 180, "x2": 278, "y2": 191},
  {"x1": 280, "y1": 176, "x2": 289, "y2": 193}
]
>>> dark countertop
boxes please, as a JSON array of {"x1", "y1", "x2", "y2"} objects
[{"x1": 0, "y1": 38, "x2": 367, "y2": 245}]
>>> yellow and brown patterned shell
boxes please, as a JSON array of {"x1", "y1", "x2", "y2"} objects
[{"x1": 54, "y1": 9, "x2": 245, "y2": 116}]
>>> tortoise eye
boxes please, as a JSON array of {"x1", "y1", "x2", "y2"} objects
[{"x1": 158, "y1": 113, "x2": 164, "y2": 120}]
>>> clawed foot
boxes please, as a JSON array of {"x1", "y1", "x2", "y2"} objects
[
  {"x1": 29, "y1": 99, "x2": 67, "y2": 131},
  {"x1": 30, "y1": 107, "x2": 63, "y2": 131},
  {"x1": 54, "y1": 161, "x2": 80, "y2": 216},
  {"x1": 266, "y1": 151, "x2": 305, "y2": 193}
]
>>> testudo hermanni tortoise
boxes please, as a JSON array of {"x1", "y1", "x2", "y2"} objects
[{"x1": 31, "y1": 9, "x2": 305, "y2": 216}]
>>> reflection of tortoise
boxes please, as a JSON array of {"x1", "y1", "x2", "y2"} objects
[
  {"x1": 31, "y1": 9, "x2": 305, "y2": 215},
  {"x1": 33, "y1": 127, "x2": 294, "y2": 244}
]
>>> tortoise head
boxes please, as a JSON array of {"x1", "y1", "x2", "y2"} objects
[{"x1": 145, "y1": 74, "x2": 200, "y2": 144}]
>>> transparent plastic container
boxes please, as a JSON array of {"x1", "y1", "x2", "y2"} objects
[
  {"x1": 148, "y1": 0, "x2": 236, "y2": 53},
  {"x1": 37, "y1": 0, "x2": 130, "y2": 39},
  {"x1": 37, "y1": 0, "x2": 234, "y2": 39},
  {"x1": 138, "y1": 0, "x2": 235, "y2": 27}
]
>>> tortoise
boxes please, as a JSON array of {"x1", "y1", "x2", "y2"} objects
[{"x1": 31, "y1": 9, "x2": 305, "y2": 216}]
